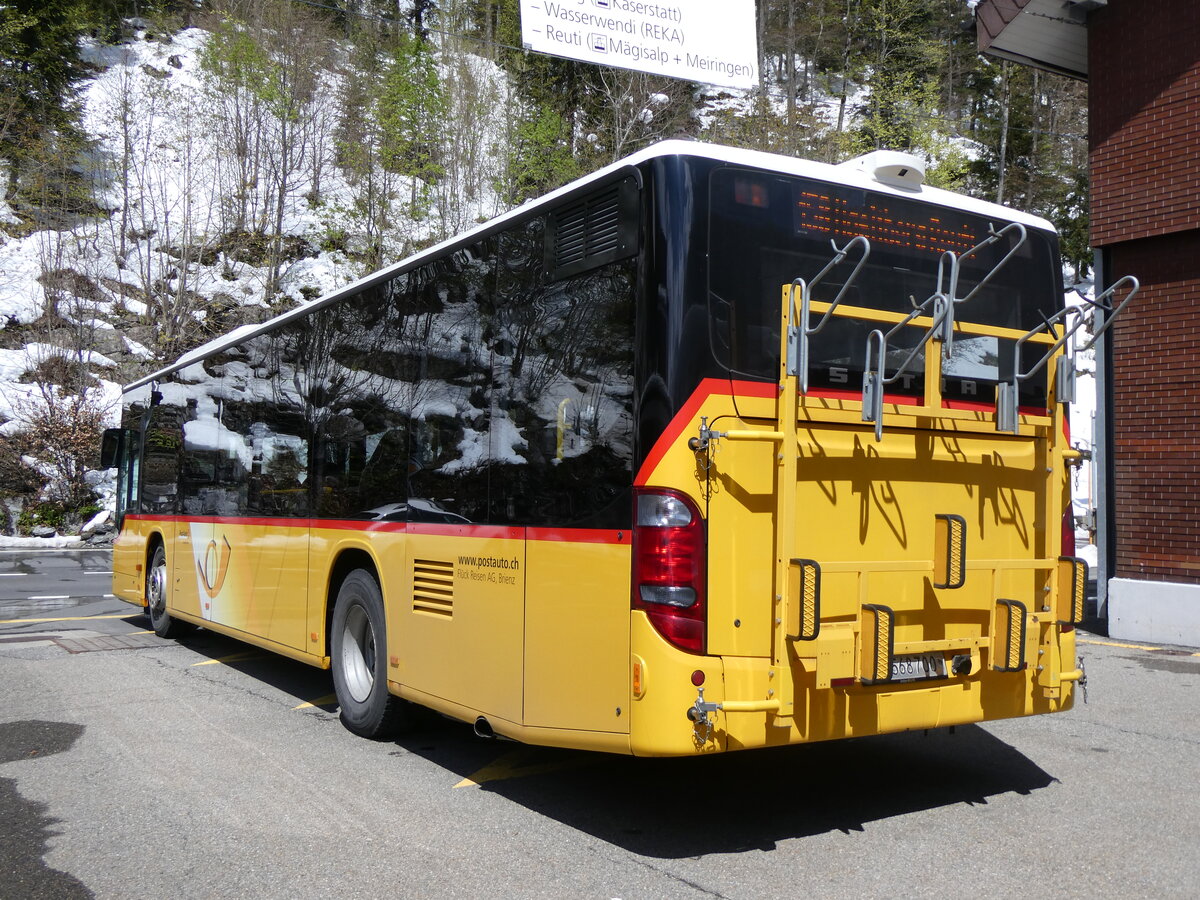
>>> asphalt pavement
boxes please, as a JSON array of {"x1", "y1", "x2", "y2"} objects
[
  {"x1": 0, "y1": 547, "x2": 116, "y2": 620},
  {"x1": 1, "y1": 548, "x2": 1197, "y2": 898}
]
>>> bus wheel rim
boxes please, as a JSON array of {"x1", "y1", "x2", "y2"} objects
[
  {"x1": 149, "y1": 559, "x2": 166, "y2": 618},
  {"x1": 341, "y1": 604, "x2": 374, "y2": 704}
]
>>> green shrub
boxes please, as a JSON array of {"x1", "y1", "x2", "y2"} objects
[{"x1": 19, "y1": 502, "x2": 66, "y2": 535}]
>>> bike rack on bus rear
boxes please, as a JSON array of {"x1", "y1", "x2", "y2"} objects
[
  {"x1": 997, "y1": 275, "x2": 1141, "y2": 434},
  {"x1": 860, "y1": 222, "x2": 1028, "y2": 441},
  {"x1": 787, "y1": 235, "x2": 872, "y2": 393}
]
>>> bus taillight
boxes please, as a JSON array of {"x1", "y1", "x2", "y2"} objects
[
  {"x1": 1062, "y1": 508, "x2": 1076, "y2": 558},
  {"x1": 633, "y1": 488, "x2": 707, "y2": 654}
]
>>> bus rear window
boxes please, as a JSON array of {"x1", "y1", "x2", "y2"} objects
[{"x1": 706, "y1": 168, "x2": 1062, "y2": 407}]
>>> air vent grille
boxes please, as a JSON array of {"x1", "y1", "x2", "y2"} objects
[
  {"x1": 413, "y1": 558, "x2": 454, "y2": 619},
  {"x1": 546, "y1": 176, "x2": 639, "y2": 280}
]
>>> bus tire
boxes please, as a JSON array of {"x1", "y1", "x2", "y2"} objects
[
  {"x1": 146, "y1": 544, "x2": 188, "y2": 639},
  {"x1": 331, "y1": 569, "x2": 408, "y2": 739}
]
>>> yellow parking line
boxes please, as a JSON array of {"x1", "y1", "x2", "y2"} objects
[
  {"x1": 454, "y1": 748, "x2": 594, "y2": 789},
  {"x1": 0, "y1": 614, "x2": 131, "y2": 625},
  {"x1": 1078, "y1": 637, "x2": 1200, "y2": 656},
  {"x1": 190, "y1": 651, "x2": 264, "y2": 667},
  {"x1": 127, "y1": 630, "x2": 153, "y2": 636},
  {"x1": 1078, "y1": 638, "x2": 1164, "y2": 652},
  {"x1": 293, "y1": 693, "x2": 338, "y2": 710}
]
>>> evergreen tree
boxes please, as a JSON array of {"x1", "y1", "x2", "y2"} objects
[
  {"x1": 848, "y1": 0, "x2": 947, "y2": 154},
  {"x1": 1053, "y1": 168, "x2": 1091, "y2": 281},
  {"x1": 378, "y1": 32, "x2": 447, "y2": 196},
  {"x1": 509, "y1": 103, "x2": 579, "y2": 203},
  {"x1": 476, "y1": 0, "x2": 587, "y2": 201},
  {"x1": 0, "y1": 0, "x2": 94, "y2": 211}
]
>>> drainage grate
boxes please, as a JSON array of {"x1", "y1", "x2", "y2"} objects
[{"x1": 52, "y1": 634, "x2": 162, "y2": 653}]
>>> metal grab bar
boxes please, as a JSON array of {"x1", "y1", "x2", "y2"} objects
[
  {"x1": 787, "y1": 236, "x2": 871, "y2": 393},
  {"x1": 1075, "y1": 274, "x2": 1141, "y2": 352},
  {"x1": 861, "y1": 292, "x2": 951, "y2": 441},
  {"x1": 998, "y1": 275, "x2": 1140, "y2": 434},
  {"x1": 859, "y1": 221, "x2": 1029, "y2": 441},
  {"x1": 938, "y1": 222, "x2": 1027, "y2": 358},
  {"x1": 950, "y1": 222, "x2": 1028, "y2": 306}
]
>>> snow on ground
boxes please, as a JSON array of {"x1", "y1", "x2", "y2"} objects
[
  {"x1": 0, "y1": 231, "x2": 52, "y2": 324},
  {"x1": 276, "y1": 254, "x2": 359, "y2": 305},
  {"x1": 0, "y1": 165, "x2": 18, "y2": 226},
  {"x1": 0, "y1": 535, "x2": 84, "y2": 548}
]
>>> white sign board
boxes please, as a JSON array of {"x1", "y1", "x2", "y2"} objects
[{"x1": 520, "y1": 0, "x2": 759, "y2": 90}]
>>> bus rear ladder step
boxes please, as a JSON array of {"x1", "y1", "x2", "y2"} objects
[{"x1": 993, "y1": 598, "x2": 1028, "y2": 672}]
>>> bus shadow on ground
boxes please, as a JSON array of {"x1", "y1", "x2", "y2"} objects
[
  {"x1": 156, "y1": 630, "x2": 1057, "y2": 857},
  {"x1": 401, "y1": 724, "x2": 1055, "y2": 858},
  {"x1": 171, "y1": 627, "x2": 339, "y2": 708}
]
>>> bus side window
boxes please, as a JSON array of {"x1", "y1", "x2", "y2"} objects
[
  {"x1": 490, "y1": 219, "x2": 635, "y2": 529},
  {"x1": 179, "y1": 393, "x2": 252, "y2": 518},
  {"x1": 141, "y1": 400, "x2": 183, "y2": 515},
  {"x1": 247, "y1": 399, "x2": 311, "y2": 519}
]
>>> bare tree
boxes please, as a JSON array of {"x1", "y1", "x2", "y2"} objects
[
  {"x1": 432, "y1": 35, "x2": 511, "y2": 235},
  {"x1": 16, "y1": 376, "x2": 109, "y2": 514},
  {"x1": 118, "y1": 64, "x2": 221, "y2": 357},
  {"x1": 203, "y1": 0, "x2": 337, "y2": 300}
]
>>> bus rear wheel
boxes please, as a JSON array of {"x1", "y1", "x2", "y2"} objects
[
  {"x1": 147, "y1": 544, "x2": 187, "y2": 639},
  {"x1": 331, "y1": 569, "x2": 408, "y2": 739}
]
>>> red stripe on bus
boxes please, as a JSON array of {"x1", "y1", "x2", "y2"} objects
[
  {"x1": 942, "y1": 398, "x2": 1051, "y2": 418},
  {"x1": 125, "y1": 513, "x2": 307, "y2": 527},
  {"x1": 942, "y1": 398, "x2": 993, "y2": 412},
  {"x1": 318, "y1": 519, "x2": 407, "y2": 533},
  {"x1": 123, "y1": 515, "x2": 623, "y2": 545},
  {"x1": 820, "y1": 391, "x2": 1048, "y2": 419},
  {"x1": 809, "y1": 393, "x2": 1048, "y2": 419},
  {"x1": 123, "y1": 514, "x2": 513, "y2": 538},
  {"x1": 526, "y1": 527, "x2": 630, "y2": 544},
  {"x1": 406, "y1": 523, "x2": 524, "y2": 540},
  {"x1": 125, "y1": 513, "x2": 397, "y2": 531},
  {"x1": 635, "y1": 378, "x2": 775, "y2": 486},
  {"x1": 810, "y1": 386, "x2": 920, "y2": 406}
]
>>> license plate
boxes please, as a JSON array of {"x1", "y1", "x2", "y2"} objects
[{"x1": 889, "y1": 652, "x2": 947, "y2": 682}]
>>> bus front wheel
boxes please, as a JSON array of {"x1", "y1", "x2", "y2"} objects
[
  {"x1": 331, "y1": 569, "x2": 408, "y2": 739},
  {"x1": 147, "y1": 544, "x2": 187, "y2": 639}
]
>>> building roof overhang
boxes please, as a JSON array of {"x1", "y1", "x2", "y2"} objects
[{"x1": 975, "y1": 0, "x2": 1102, "y2": 80}]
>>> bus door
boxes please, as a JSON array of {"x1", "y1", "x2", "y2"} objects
[
  {"x1": 102, "y1": 427, "x2": 146, "y2": 607},
  {"x1": 172, "y1": 409, "x2": 311, "y2": 650}
]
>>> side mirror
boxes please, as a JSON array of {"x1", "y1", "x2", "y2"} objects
[{"x1": 100, "y1": 428, "x2": 124, "y2": 468}]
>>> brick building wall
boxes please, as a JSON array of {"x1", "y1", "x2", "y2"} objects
[
  {"x1": 1090, "y1": 7, "x2": 1200, "y2": 246},
  {"x1": 1090, "y1": 2, "x2": 1200, "y2": 586},
  {"x1": 1109, "y1": 231, "x2": 1200, "y2": 582}
]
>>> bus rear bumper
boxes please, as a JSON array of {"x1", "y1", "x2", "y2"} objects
[{"x1": 631, "y1": 612, "x2": 1078, "y2": 756}]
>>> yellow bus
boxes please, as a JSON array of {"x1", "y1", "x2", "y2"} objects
[{"x1": 102, "y1": 141, "x2": 1133, "y2": 756}]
